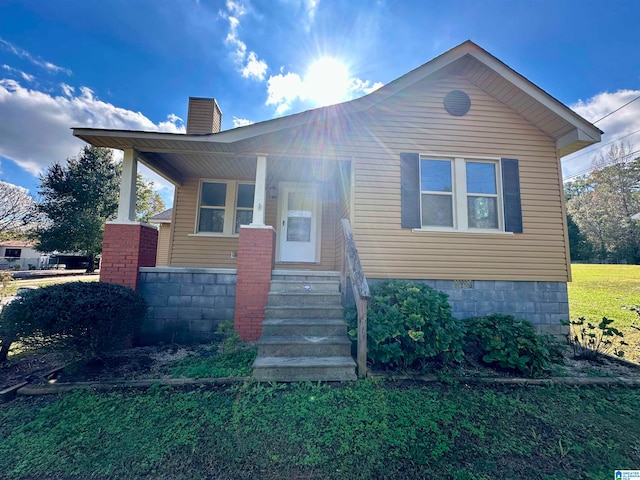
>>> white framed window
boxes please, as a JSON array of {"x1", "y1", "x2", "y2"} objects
[
  {"x1": 196, "y1": 180, "x2": 255, "y2": 235},
  {"x1": 419, "y1": 157, "x2": 502, "y2": 231}
]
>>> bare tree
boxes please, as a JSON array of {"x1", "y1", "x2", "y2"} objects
[
  {"x1": 568, "y1": 143, "x2": 640, "y2": 263},
  {"x1": 0, "y1": 181, "x2": 35, "y2": 236}
]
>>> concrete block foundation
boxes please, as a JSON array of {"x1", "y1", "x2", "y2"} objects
[{"x1": 138, "y1": 267, "x2": 237, "y2": 344}]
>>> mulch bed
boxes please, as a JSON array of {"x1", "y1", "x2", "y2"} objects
[{"x1": 0, "y1": 345, "x2": 206, "y2": 390}]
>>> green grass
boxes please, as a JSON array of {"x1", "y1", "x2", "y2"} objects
[
  {"x1": 569, "y1": 264, "x2": 640, "y2": 361},
  {"x1": 0, "y1": 381, "x2": 638, "y2": 479},
  {"x1": 168, "y1": 347, "x2": 257, "y2": 378},
  {"x1": 0, "y1": 274, "x2": 99, "y2": 297}
]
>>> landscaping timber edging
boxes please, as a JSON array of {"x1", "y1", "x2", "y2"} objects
[
  {"x1": 0, "y1": 382, "x2": 28, "y2": 402},
  {"x1": 370, "y1": 373, "x2": 640, "y2": 386},
  {"x1": 16, "y1": 376, "x2": 248, "y2": 395},
  {"x1": 8, "y1": 374, "x2": 640, "y2": 397}
]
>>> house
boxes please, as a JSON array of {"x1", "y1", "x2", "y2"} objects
[
  {"x1": 73, "y1": 41, "x2": 601, "y2": 380},
  {"x1": 148, "y1": 208, "x2": 173, "y2": 266},
  {"x1": 0, "y1": 241, "x2": 47, "y2": 270}
]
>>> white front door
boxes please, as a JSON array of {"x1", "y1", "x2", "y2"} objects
[{"x1": 278, "y1": 183, "x2": 321, "y2": 263}]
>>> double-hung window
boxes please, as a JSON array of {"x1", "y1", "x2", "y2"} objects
[
  {"x1": 420, "y1": 157, "x2": 501, "y2": 231},
  {"x1": 197, "y1": 180, "x2": 255, "y2": 235},
  {"x1": 402, "y1": 153, "x2": 522, "y2": 233}
]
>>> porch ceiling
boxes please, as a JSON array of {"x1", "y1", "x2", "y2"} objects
[
  {"x1": 73, "y1": 130, "x2": 268, "y2": 185},
  {"x1": 73, "y1": 129, "x2": 348, "y2": 186}
]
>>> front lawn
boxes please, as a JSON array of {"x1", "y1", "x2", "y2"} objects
[{"x1": 0, "y1": 381, "x2": 638, "y2": 479}]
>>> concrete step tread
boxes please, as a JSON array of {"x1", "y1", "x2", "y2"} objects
[
  {"x1": 272, "y1": 270, "x2": 340, "y2": 278},
  {"x1": 270, "y1": 279, "x2": 340, "y2": 285},
  {"x1": 268, "y1": 291, "x2": 341, "y2": 296},
  {"x1": 265, "y1": 305, "x2": 343, "y2": 310},
  {"x1": 258, "y1": 335, "x2": 352, "y2": 345},
  {"x1": 262, "y1": 318, "x2": 348, "y2": 325},
  {"x1": 253, "y1": 356, "x2": 357, "y2": 368}
]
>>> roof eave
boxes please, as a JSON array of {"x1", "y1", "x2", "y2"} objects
[{"x1": 557, "y1": 128, "x2": 601, "y2": 157}]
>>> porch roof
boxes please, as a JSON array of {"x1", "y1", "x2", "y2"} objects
[{"x1": 73, "y1": 40, "x2": 601, "y2": 185}]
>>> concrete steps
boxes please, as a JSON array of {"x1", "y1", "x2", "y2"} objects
[
  {"x1": 253, "y1": 357, "x2": 357, "y2": 382},
  {"x1": 253, "y1": 271, "x2": 356, "y2": 382}
]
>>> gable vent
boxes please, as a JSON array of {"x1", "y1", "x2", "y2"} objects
[{"x1": 444, "y1": 90, "x2": 471, "y2": 116}]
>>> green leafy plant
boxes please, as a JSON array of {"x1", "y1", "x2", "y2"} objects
[
  {"x1": 465, "y1": 314, "x2": 554, "y2": 377},
  {"x1": 0, "y1": 281, "x2": 147, "y2": 362},
  {"x1": 169, "y1": 348, "x2": 257, "y2": 378},
  {"x1": 564, "y1": 316, "x2": 627, "y2": 360},
  {"x1": 346, "y1": 280, "x2": 464, "y2": 370}
]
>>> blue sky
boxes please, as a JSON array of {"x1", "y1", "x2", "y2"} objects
[{"x1": 1, "y1": 0, "x2": 639, "y2": 206}]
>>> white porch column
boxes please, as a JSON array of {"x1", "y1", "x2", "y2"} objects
[
  {"x1": 117, "y1": 148, "x2": 137, "y2": 222},
  {"x1": 250, "y1": 154, "x2": 267, "y2": 226}
]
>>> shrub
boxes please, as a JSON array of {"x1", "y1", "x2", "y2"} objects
[
  {"x1": 0, "y1": 281, "x2": 147, "y2": 361},
  {"x1": 465, "y1": 314, "x2": 554, "y2": 377},
  {"x1": 347, "y1": 280, "x2": 464, "y2": 370}
]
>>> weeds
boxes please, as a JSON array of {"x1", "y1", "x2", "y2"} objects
[
  {"x1": 565, "y1": 317, "x2": 628, "y2": 360},
  {"x1": 168, "y1": 322, "x2": 257, "y2": 379}
]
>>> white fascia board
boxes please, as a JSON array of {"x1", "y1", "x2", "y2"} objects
[{"x1": 557, "y1": 128, "x2": 598, "y2": 152}]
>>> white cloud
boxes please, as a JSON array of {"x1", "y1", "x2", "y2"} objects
[
  {"x1": 220, "y1": 1, "x2": 269, "y2": 81},
  {"x1": 0, "y1": 37, "x2": 71, "y2": 75},
  {"x1": 242, "y1": 51, "x2": 267, "y2": 81},
  {"x1": 304, "y1": 0, "x2": 320, "y2": 21},
  {"x1": 280, "y1": 0, "x2": 320, "y2": 30},
  {"x1": 265, "y1": 65, "x2": 384, "y2": 115},
  {"x1": 60, "y1": 83, "x2": 74, "y2": 97},
  {"x1": 232, "y1": 116, "x2": 254, "y2": 128},
  {"x1": 0, "y1": 79, "x2": 183, "y2": 197},
  {"x1": 563, "y1": 90, "x2": 640, "y2": 180},
  {"x1": 2, "y1": 64, "x2": 35, "y2": 83},
  {"x1": 353, "y1": 79, "x2": 383, "y2": 95},
  {"x1": 226, "y1": 0, "x2": 247, "y2": 16},
  {"x1": 266, "y1": 71, "x2": 305, "y2": 114}
]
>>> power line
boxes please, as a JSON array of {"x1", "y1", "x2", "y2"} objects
[
  {"x1": 592, "y1": 94, "x2": 640, "y2": 124},
  {"x1": 562, "y1": 148, "x2": 640, "y2": 181},
  {"x1": 562, "y1": 127, "x2": 640, "y2": 165}
]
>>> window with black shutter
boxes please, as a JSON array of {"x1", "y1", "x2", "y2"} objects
[{"x1": 400, "y1": 153, "x2": 522, "y2": 233}]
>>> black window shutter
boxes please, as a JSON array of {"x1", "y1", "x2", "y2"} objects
[
  {"x1": 501, "y1": 158, "x2": 523, "y2": 233},
  {"x1": 400, "y1": 153, "x2": 421, "y2": 228}
]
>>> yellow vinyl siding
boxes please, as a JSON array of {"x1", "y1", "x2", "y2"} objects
[
  {"x1": 155, "y1": 223, "x2": 171, "y2": 266},
  {"x1": 349, "y1": 75, "x2": 569, "y2": 282},
  {"x1": 168, "y1": 175, "x2": 340, "y2": 270},
  {"x1": 169, "y1": 178, "x2": 240, "y2": 268}
]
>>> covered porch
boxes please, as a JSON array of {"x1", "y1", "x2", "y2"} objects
[{"x1": 73, "y1": 125, "x2": 353, "y2": 345}]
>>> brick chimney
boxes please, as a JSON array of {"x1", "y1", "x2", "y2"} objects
[{"x1": 186, "y1": 97, "x2": 222, "y2": 134}]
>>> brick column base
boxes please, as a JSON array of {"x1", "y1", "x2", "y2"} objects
[
  {"x1": 100, "y1": 222, "x2": 158, "y2": 290},
  {"x1": 234, "y1": 226, "x2": 275, "y2": 341}
]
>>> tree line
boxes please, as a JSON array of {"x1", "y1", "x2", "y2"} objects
[
  {"x1": 566, "y1": 143, "x2": 640, "y2": 264},
  {"x1": 1, "y1": 146, "x2": 166, "y2": 272}
]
